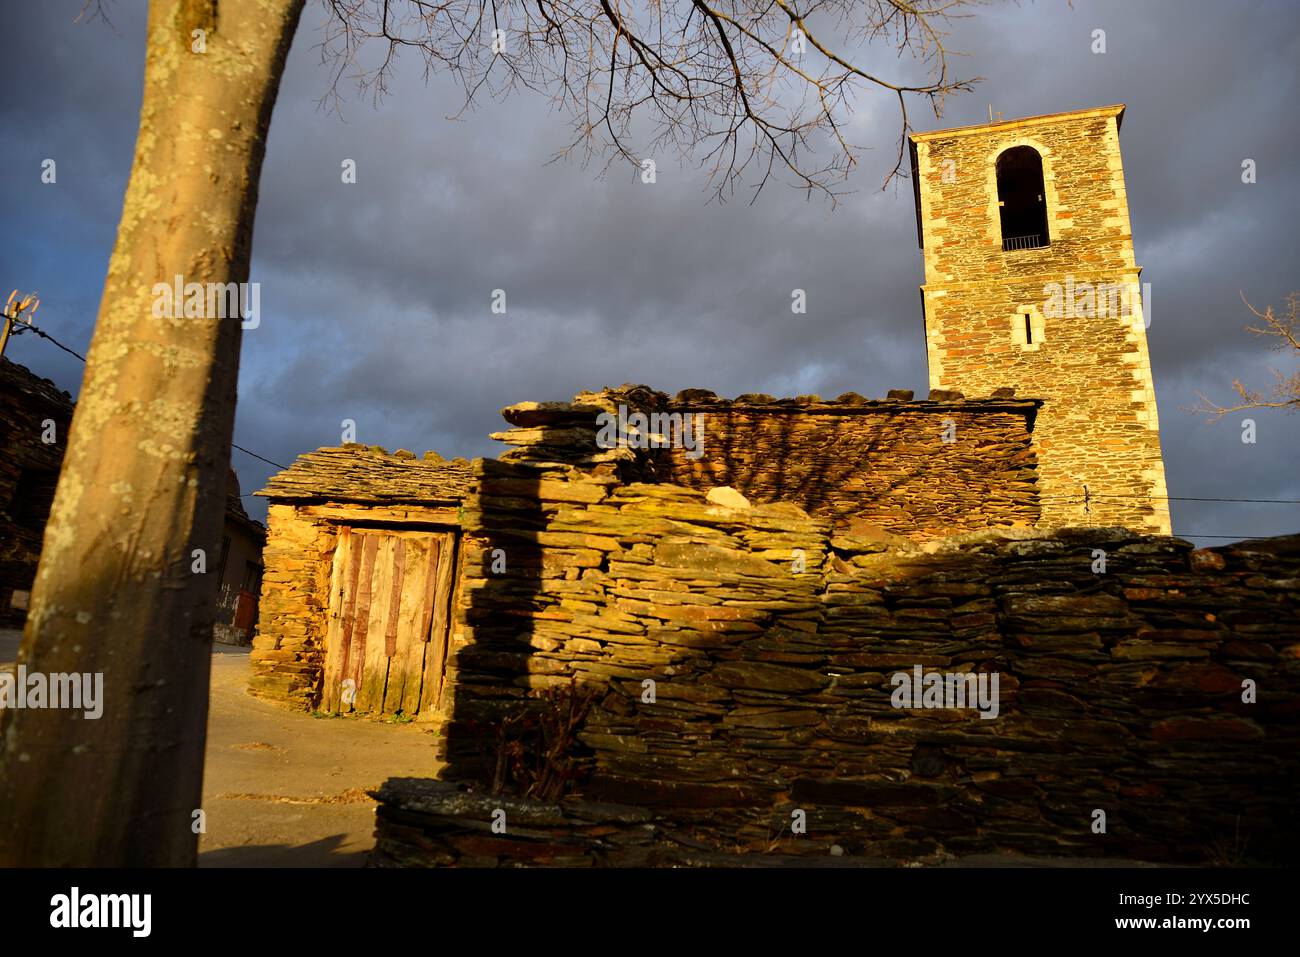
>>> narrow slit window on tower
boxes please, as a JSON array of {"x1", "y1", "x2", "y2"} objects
[
  {"x1": 1024, "y1": 313, "x2": 1033, "y2": 344},
  {"x1": 997, "y1": 146, "x2": 1050, "y2": 252}
]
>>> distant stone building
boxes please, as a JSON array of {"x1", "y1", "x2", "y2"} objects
[
  {"x1": 0, "y1": 356, "x2": 265, "y2": 640},
  {"x1": 910, "y1": 104, "x2": 1170, "y2": 533},
  {"x1": 214, "y1": 471, "x2": 269, "y2": 645},
  {"x1": 0, "y1": 357, "x2": 75, "y2": 627}
]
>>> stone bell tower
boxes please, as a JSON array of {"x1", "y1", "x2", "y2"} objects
[{"x1": 910, "y1": 105, "x2": 1170, "y2": 534}]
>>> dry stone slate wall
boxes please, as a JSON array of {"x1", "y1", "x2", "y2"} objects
[
  {"x1": 250, "y1": 389, "x2": 1296, "y2": 865},
  {"x1": 658, "y1": 391, "x2": 1040, "y2": 540},
  {"x1": 445, "y1": 448, "x2": 1299, "y2": 863},
  {"x1": 252, "y1": 382, "x2": 1049, "y2": 713}
]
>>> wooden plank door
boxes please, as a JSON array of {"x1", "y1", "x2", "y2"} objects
[
  {"x1": 321, "y1": 528, "x2": 355, "y2": 713},
  {"x1": 418, "y1": 533, "x2": 458, "y2": 716},
  {"x1": 321, "y1": 527, "x2": 456, "y2": 716}
]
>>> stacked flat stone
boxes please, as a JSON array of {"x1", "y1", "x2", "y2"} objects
[
  {"x1": 658, "y1": 388, "x2": 1042, "y2": 540},
  {"x1": 369, "y1": 778, "x2": 680, "y2": 868},
  {"x1": 259, "y1": 445, "x2": 474, "y2": 504},
  {"x1": 492, "y1": 384, "x2": 674, "y2": 481}
]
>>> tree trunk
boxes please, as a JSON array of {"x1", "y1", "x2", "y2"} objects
[{"x1": 0, "y1": 0, "x2": 305, "y2": 866}]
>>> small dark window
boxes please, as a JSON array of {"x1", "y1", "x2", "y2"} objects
[
  {"x1": 997, "y1": 146, "x2": 1050, "y2": 251},
  {"x1": 1024, "y1": 313, "x2": 1033, "y2": 344},
  {"x1": 241, "y1": 560, "x2": 262, "y2": 593},
  {"x1": 216, "y1": 536, "x2": 232, "y2": 583}
]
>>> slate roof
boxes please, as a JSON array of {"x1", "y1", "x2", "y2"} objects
[{"x1": 258, "y1": 446, "x2": 475, "y2": 505}]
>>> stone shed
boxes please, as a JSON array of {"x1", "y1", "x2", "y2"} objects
[{"x1": 249, "y1": 447, "x2": 474, "y2": 714}]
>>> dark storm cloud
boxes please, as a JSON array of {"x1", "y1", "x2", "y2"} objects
[{"x1": 2, "y1": 0, "x2": 1297, "y2": 541}]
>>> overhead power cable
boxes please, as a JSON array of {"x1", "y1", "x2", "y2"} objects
[
  {"x1": 13, "y1": 322, "x2": 86, "y2": 362},
  {"x1": 12, "y1": 323, "x2": 289, "y2": 471}
]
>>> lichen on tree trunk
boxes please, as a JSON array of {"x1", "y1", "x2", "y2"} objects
[{"x1": 0, "y1": 0, "x2": 305, "y2": 867}]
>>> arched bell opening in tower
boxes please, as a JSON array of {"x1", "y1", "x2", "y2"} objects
[{"x1": 996, "y1": 146, "x2": 1050, "y2": 251}]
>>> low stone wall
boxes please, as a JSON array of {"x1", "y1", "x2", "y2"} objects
[
  {"x1": 370, "y1": 777, "x2": 905, "y2": 867},
  {"x1": 446, "y1": 461, "x2": 1300, "y2": 864}
]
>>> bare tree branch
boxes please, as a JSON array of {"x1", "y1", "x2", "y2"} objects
[
  {"x1": 1192, "y1": 292, "x2": 1300, "y2": 420},
  {"x1": 316, "y1": 0, "x2": 981, "y2": 202}
]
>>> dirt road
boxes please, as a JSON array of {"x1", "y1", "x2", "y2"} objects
[
  {"x1": 1, "y1": 632, "x2": 441, "y2": 867},
  {"x1": 199, "y1": 647, "x2": 442, "y2": 866}
]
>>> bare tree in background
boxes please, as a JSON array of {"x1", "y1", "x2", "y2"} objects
[
  {"x1": 0, "y1": 0, "x2": 978, "y2": 866},
  {"x1": 1194, "y1": 293, "x2": 1300, "y2": 419}
]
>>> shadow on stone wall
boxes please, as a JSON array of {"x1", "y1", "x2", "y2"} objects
[
  {"x1": 577, "y1": 528, "x2": 1300, "y2": 864},
  {"x1": 443, "y1": 460, "x2": 549, "y2": 785}
]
